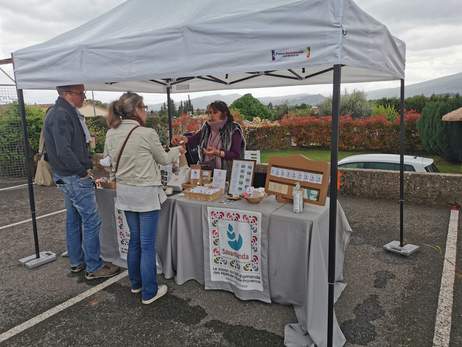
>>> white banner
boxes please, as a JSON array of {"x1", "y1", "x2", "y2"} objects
[
  {"x1": 207, "y1": 207, "x2": 263, "y2": 292},
  {"x1": 114, "y1": 199, "x2": 130, "y2": 260}
]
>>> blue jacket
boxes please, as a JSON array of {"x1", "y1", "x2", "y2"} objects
[{"x1": 44, "y1": 97, "x2": 92, "y2": 177}]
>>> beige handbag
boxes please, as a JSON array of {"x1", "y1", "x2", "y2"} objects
[{"x1": 34, "y1": 126, "x2": 54, "y2": 186}]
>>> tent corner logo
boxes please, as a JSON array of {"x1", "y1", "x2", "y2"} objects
[
  {"x1": 271, "y1": 46, "x2": 311, "y2": 62},
  {"x1": 226, "y1": 224, "x2": 243, "y2": 251}
]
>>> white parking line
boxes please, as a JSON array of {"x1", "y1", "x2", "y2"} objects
[
  {"x1": 0, "y1": 183, "x2": 29, "y2": 192},
  {"x1": 0, "y1": 209, "x2": 66, "y2": 231},
  {"x1": 0, "y1": 270, "x2": 128, "y2": 343},
  {"x1": 432, "y1": 208, "x2": 459, "y2": 347}
]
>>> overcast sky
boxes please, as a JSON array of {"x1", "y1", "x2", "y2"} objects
[{"x1": 1, "y1": 0, "x2": 461, "y2": 104}]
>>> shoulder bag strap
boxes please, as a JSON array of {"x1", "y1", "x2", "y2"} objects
[{"x1": 114, "y1": 125, "x2": 140, "y2": 174}]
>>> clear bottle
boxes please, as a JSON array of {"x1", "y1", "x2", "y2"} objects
[{"x1": 292, "y1": 182, "x2": 304, "y2": 213}]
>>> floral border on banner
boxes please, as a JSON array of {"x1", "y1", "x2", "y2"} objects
[
  {"x1": 208, "y1": 207, "x2": 263, "y2": 292},
  {"x1": 114, "y1": 198, "x2": 129, "y2": 260}
]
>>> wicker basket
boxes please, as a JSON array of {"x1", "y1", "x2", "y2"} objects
[
  {"x1": 184, "y1": 188, "x2": 223, "y2": 201},
  {"x1": 244, "y1": 193, "x2": 266, "y2": 204}
]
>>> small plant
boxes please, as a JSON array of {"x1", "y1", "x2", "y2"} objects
[{"x1": 372, "y1": 103, "x2": 399, "y2": 122}]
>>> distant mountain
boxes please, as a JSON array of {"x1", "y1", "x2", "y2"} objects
[
  {"x1": 258, "y1": 94, "x2": 325, "y2": 106},
  {"x1": 149, "y1": 93, "x2": 325, "y2": 110},
  {"x1": 367, "y1": 72, "x2": 462, "y2": 99}
]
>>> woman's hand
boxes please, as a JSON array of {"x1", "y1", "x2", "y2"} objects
[
  {"x1": 172, "y1": 135, "x2": 188, "y2": 145},
  {"x1": 178, "y1": 145, "x2": 186, "y2": 155},
  {"x1": 203, "y1": 147, "x2": 221, "y2": 157}
]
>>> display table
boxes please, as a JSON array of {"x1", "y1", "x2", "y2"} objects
[{"x1": 96, "y1": 189, "x2": 351, "y2": 347}]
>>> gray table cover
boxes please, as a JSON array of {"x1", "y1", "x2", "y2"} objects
[{"x1": 96, "y1": 189, "x2": 351, "y2": 347}]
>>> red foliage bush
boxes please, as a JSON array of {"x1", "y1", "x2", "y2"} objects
[
  {"x1": 172, "y1": 113, "x2": 203, "y2": 134},
  {"x1": 172, "y1": 112, "x2": 423, "y2": 153},
  {"x1": 279, "y1": 112, "x2": 423, "y2": 153}
]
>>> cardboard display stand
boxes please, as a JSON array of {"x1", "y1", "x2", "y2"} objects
[
  {"x1": 228, "y1": 159, "x2": 256, "y2": 196},
  {"x1": 265, "y1": 155, "x2": 329, "y2": 206},
  {"x1": 189, "y1": 165, "x2": 202, "y2": 185}
]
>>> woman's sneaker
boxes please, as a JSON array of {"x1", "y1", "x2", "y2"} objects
[
  {"x1": 85, "y1": 262, "x2": 120, "y2": 280},
  {"x1": 142, "y1": 285, "x2": 168, "y2": 305},
  {"x1": 131, "y1": 288, "x2": 142, "y2": 294}
]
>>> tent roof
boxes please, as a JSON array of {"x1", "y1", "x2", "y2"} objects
[{"x1": 12, "y1": 0, "x2": 405, "y2": 93}]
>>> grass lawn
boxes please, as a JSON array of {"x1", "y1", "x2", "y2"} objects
[{"x1": 261, "y1": 148, "x2": 462, "y2": 174}]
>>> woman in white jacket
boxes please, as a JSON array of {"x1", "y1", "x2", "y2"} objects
[{"x1": 104, "y1": 92, "x2": 185, "y2": 304}]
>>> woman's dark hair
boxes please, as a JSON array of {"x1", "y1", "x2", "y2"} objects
[
  {"x1": 207, "y1": 100, "x2": 233, "y2": 122},
  {"x1": 107, "y1": 92, "x2": 145, "y2": 128}
]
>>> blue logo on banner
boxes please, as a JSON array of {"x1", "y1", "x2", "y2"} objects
[{"x1": 227, "y1": 224, "x2": 243, "y2": 251}]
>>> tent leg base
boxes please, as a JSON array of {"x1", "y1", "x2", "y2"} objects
[
  {"x1": 383, "y1": 241, "x2": 419, "y2": 256},
  {"x1": 19, "y1": 251, "x2": 57, "y2": 269}
]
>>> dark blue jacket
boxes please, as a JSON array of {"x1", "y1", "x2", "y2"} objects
[{"x1": 43, "y1": 97, "x2": 92, "y2": 177}]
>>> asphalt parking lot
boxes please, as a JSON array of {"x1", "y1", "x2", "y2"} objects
[{"x1": 0, "y1": 184, "x2": 460, "y2": 346}]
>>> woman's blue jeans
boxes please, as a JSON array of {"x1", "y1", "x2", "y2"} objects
[{"x1": 124, "y1": 210, "x2": 160, "y2": 301}]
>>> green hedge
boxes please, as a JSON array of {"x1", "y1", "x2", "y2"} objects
[
  {"x1": 0, "y1": 103, "x2": 45, "y2": 177},
  {"x1": 417, "y1": 98, "x2": 462, "y2": 162}
]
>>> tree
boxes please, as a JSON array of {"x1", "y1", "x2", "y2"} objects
[
  {"x1": 319, "y1": 90, "x2": 371, "y2": 118},
  {"x1": 288, "y1": 103, "x2": 313, "y2": 116},
  {"x1": 187, "y1": 95, "x2": 194, "y2": 114},
  {"x1": 341, "y1": 90, "x2": 371, "y2": 118},
  {"x1": 230, "y1": 93, "x2": 272, "y2": 120},
  {"x1": 418, "y1": 102, "x2": 448, "y2": 156},
  {"x1": 417, "y1": 97, "x2": 462, "y2": 162}
]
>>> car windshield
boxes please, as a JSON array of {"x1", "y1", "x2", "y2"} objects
[{"x1": 425, "y1": 163, "x2": 439, "y2": 172}]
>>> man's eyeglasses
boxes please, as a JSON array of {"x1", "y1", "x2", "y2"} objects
[{"x1": 66, "y1": 91, "x2": 86, "y2": 98}]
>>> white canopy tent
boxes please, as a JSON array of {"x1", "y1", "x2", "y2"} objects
[
  {"x1": 13, "y1": 0, "x2": 404, "y2": 91},
  {"x1": 8, "y1": 1, "x2": 409, "y2": 346}
]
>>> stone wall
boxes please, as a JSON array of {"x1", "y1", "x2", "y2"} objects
[
  {"x1": 256, "y1": 164, "x2": 462, "y2": 206},
  {"x1": 339, "y1": 168, "x2": 462, "y2": 206}
]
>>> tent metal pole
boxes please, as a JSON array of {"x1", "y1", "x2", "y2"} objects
[
  {"x1": 327, "y1": 64, "x2": 341, "y2": 347},
  {"x1": 16, "y1": 88, "x2": 40, "y2": 259},
  {"x1": 166, "y1": 84, "x2": 173, "y2": 145},
  {"x1": 12, "y1": 55, "x2": 56, "y2": 268},
  {"x1": 383, "y1": 79, "x2": 418, "y2": 256},
  {"x1": 399, "y1": 79, "x2": 405, "y2": 247}
]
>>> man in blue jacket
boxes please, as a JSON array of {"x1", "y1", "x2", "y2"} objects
[{"x1": 44, "y1": 84, "x2": 120, "y2": 280}]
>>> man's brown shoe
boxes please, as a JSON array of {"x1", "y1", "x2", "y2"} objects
[{"x1": 85, "y1": 262, "x2": 120, "y2": 280}]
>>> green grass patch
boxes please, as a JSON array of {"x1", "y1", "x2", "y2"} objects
[{"x1": 261, "y1": 148, "x2": 462, "y2": 174}]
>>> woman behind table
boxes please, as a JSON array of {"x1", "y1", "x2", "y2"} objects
[
  {"x1": 103, "y1": 92, "x2": 185, "y2": 304},
  {"x1": 172, "y1": 101, "x2": 245, "y2": 172}
]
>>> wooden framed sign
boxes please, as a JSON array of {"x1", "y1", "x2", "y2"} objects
[{"x1": 265, "y1": 155, "x2": 329, "y2": 206}]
